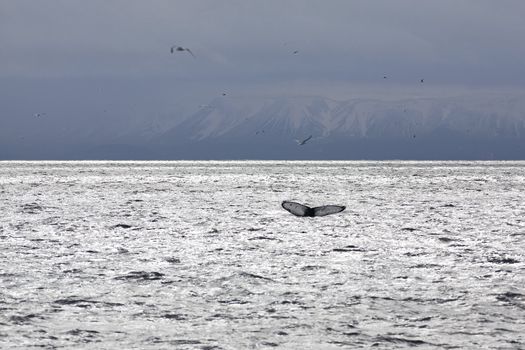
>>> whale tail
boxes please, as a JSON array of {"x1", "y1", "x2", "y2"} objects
[
  {"x1": 282, "y1": 201, "x2": 345, "y2": 217},
  {"x1": 312, "y1": 205, "x2": 346, "y2": 217}
]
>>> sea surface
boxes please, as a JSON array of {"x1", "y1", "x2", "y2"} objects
[{"x1": 1, "y1": 161, "x2": 524, "y2": 349}]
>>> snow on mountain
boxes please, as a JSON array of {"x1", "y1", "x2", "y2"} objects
[
  {"x1": 9, "y1": 93, "x2": 524, "y2": 159},
  {"x1": 160, "y1": 94, "x2": 525, "y2": 142}
]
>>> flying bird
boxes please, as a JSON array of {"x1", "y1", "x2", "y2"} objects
[
  {"x1": 295, "y1": 135, "x2": 312, "y2": 145},
  {"x1": 282, "y1": 201, "x2": 346, "y2": 217},
  {"x1": 170, "y1": 45, "x2": 195, "y2": 58},
  {"x1": 34, "y1": 113, "x2": 46, "y2": 118},
  {"x1": 420, "y1": 79, "x2": 424, "y2": 83},
  {"x1": 293, "y1": 50, "x2": 299, "y2": 54}
]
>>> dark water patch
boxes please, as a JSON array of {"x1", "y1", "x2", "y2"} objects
[
  {"x1": 146, "y1": 337, "x2": 202, "y2": 346},
  {"x1": 54, "y1": 298, "x2": 124, "y2": 308},
  {"x1": 161, "y1": 313, "x2": 187, "y2": 320},
  {"x1": 206, "y1": 313, "x2": 244, "y2": 321},
  {"x1": 64, "y1": 329, "x2": 100, "y2": 343},
  {"x1": 487, "y1": 256, "x2": 520, "y2": 264},
  {"x1": 332, "y1": 245, "x2": 365, "y2": 252},
  {"x1": 112, "y1": 224, "x2": 133, "y2": 229},
  {"x1": 114, "y1": 271, "x2": 165, "y2": 281},
  {"x1": 510, "y1": 232, "x2": 525, "y2": 236},
  {"x1": 401, "y1": 227, "x2": 418, "y2": 232},
  {"x1": 247, "y1": 227, "x2": 263, "y2": 232},
  {"x1": 9, "y1": 313, "x2": 42, "y2": 324},
  {"x1": 413, "y1": 316, "x2": 433, "y2": 322},
  {"x1": 402, "y1": 296, "x2": 461, "y2": 304},
  {"x1": 438, "y1": 236, "x2": 459, "y2": 243},
  {"x1": 368, "y1": 295, "x2": 395, "y2": 301},
  {"x1": 167, "y1": 339, "x2": 202, "y2": 346},
  {"x1": 496, "y1": 292, "x2": 525, "y2": 309},
  {"x1": 261, "y1": 342, "x2": 279, "y2": 347},
  {"x1": 404, "y1": 252, "x2": 430, "y2": 257},
  {"x1": 54, "y1": 298, "x2": 97, "y2": 308},
  {"x1": 248, "y1": 236, "x2": 280, "y2": 241},
  {"x1": 373, "y1": 335, "x2": 431, "y2": 346},
  {"x1": 411, "y1": 263, "x2": 442, "y2": 269},
  {"x1": 301, "y1": 265, "x2": 325, "y2": 271},
  {"x1": 165, "y1": 257, "x2": 181, "y2": 264},
  {"x1": 494, "y1": 327, "x2": 517, "y2": 333},
  {"x1": 65, "y1": 329, "x2": 100, "y2": 336},
  {"x1": 85, "y1": 250, "x2": 99, "y2": 254},
  {"x1": 20, "y1": 203, "x2": 43, "y2": 213},
  {"x1": 442, "y1": 204, "x2": 456, "y2": 208},
  {"x1": 217, "y1": 299, "x2": 249, "y2": 305},
  {"x1": 496, "y1": 292, "x2": 524, "y2": 301},
  {"x1": 0, "y1": 273, "x2": 20, "y2": 278},
  {"x1": 238, "y1": 271, "x2": 275, "y2": 282}
]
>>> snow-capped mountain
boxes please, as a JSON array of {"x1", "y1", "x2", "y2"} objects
[
  {"x1": 159, "y1": 94, "x2": 525, "y2": 140},
  {"x1": 4, "y1": 93, "x2": 525, "y2": 159},
  {"x1": 152, "y1": 94, "x2": 525, "y2": 159}
]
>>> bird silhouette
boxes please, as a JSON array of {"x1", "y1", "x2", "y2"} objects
[
  {"x1": 295, "y1": 135, "x2": 312, "y2": 145},
  {"x1": 170, "y1": 45, "x2": 195, "y2": 58}
]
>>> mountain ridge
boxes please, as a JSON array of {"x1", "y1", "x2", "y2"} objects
[{"x1": 3, "y1": 94, "x2": 525, "y2": 159}]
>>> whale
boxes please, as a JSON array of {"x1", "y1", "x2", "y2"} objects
[{"x1": 282, "y1": 201, "x2": 345, "y2": 217}]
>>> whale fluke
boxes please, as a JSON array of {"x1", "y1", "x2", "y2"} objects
[{"x1": 281, "y1": 201, "x2": 345, "y2": 217}]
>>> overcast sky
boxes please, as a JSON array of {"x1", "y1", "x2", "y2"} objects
[
  {"x1": 2, "y1": 0, "x2": 525, "y2": 136},
  {"x1": 3, "y1": 1, "x2": 525, "y2": 83}
]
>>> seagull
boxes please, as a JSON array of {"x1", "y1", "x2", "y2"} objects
[
  {"x1": 292, "y1": 50, "x2": 299, "y2": 54},
  {"x1": 34, "y1": 113, "x2": 46, "y2": 118},
  {"x1": 420, "y1": 79, "x2": 424, "y2": 83},
  {"x1": 295, "y1": 135, "x2": 312, "y2": 145},
  {"x1": 170, "y1": 45, "x2": 195, "y2": 58}
]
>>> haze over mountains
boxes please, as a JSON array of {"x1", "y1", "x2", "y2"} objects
[{"x1": 2, "y1": 94, "x2": 525, "y2": 160}]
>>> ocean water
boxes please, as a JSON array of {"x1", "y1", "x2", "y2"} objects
[{"x1": 0, "y1": 161, "x2": 524, "y2": 349}]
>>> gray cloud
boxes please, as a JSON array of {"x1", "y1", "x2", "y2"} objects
[{"x1": 2, "y1": 0, "x2": 525, "y2": 86}]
